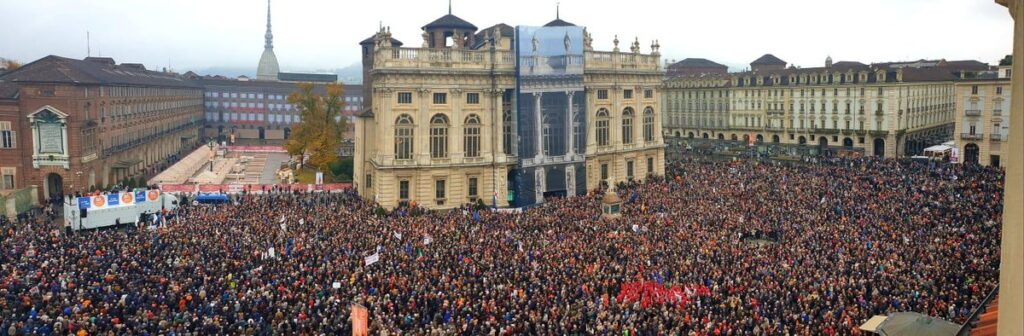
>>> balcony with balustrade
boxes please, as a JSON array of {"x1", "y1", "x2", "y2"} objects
[
  {"x1": 585, "y1": 51, "x2": 661, "y2": 72},
  {"x1": 373, "y1": 47, "x2": 516, "y2": 71},
  {"x1": 965, "y1": 109, "x2": 983, "y2": 117},
  {"x1": 961, "y1": 133, "x2": 985, "y2": 140}
]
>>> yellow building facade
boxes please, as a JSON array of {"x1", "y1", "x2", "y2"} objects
[
  {"x1": 663, "y1": 56, "x2": 992, "y2": 158},
  {"x1": 355, "y1": 14, "x2": 664, "y2": 210},
  {"x1": 995, "y1": 0, "x2": 1023, "y2": 334},
  {"x1": 953, "y1": 74, "x2": 1011, "y2": 166}
]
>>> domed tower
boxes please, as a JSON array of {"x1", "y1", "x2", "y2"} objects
[
  {"x1": 421, "y1": 2, "x2": 477, "y2": 49},
  {"x1": 826, "y1": 55, "x2": 833, "y2": 68},
  {"x1": 256, "y1": 0, "x2": 280, "y2": 81}
]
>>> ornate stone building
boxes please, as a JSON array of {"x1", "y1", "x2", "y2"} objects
[
  {"x1": 0, "y1": 56, "x2": 203, "y2": 200},
  {"x1": 663, "y1": 54, "x2": 990, "y2": 157},
  {"x1": 355, "y1": 9, "x2": 664, "y2": 209}
]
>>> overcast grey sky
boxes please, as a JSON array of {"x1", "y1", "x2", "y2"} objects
[{"x1": 0, "y1": 0, "x2": 1014, "y2": 73}]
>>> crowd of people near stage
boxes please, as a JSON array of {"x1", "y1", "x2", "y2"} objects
[{"x1": 0, "y1": 154, "x2": 1003, "y2": 335}]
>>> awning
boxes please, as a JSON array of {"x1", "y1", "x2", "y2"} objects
[
  {"x1": 859, "y1": 315, "x2": 887, "y2": 333},
  {"x1": 111, "y1": 158, "x2": 142, "y2": 169}
]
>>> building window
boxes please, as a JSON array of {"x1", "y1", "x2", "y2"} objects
[
  {"x1": 600, "y1": 163, "x2": 609, "y2": 181},
  {"x1": 399, "y1": 180, "x2": 409, "y2": 200},
  {"x1": 467, "y1": 177, "x2": 478, "y2": 201},
  {"x1": 623, "y1": 89, "x2": 633, "y2": 99},
  {"x1": 597, "y1": 89, "x2": 609, "y2": 100},
  {"x1": 1, "y1": 168, "x2": 14, "y2": 190},
  {"x1": 971, "y1": 85, "x2": 979, "y2": 95},
  {"x1": 644, "y1": 89, "x2": 653, "y2": 99},
  {"x1": 433, "y1": 92, "x2": 447, "y2": 105},
  {"x1": 0, "y1": 122, "x2": 14, "y2": 149},
  {"x1": 435, "y1": 180, "x2": 446, "y2": 204},
  {"x1": 466, "y1": 93, "x2": 480, "y2": 104},
  {"x1": 502, "y1": 110, "x2": 513, "y2": 155},
  {"x1": 596, "y1": 108, "x2": 610, "y2": 146},
  {"x1": 996, "y1": 87, "x2": 1003, "y2": 95},
  {"x1": 365, "y1": 174, "x2": 373, "y2": 189},
  {"x1": 395, "y1": 114, "x2": 414, "y2": 160},
  {"x1": 643, "y1": 107, "x2": 655, "y2": 142},
  {"x1": 397, "y1": 92, "x2": 412, "y2": 104},
  {"x1": 621, "y1": 108, "x2": 634, "y2": 145},
  {"x1": 430, "y1": 114, "x2": 449, "y2": 159},
  {"x1": 626, "y1": 160, "x2": 634, "y2": 180},
  {"x1": 464, "y1": 114, "x2": 481, "y2": 158},
  {"x1": 647, "y1": 157, "x2": 654, "y2": 175}
]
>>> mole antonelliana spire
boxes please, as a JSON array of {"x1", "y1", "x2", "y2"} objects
[{"x1": 256, "y1": 0, "x2": 280, "y2": 81}]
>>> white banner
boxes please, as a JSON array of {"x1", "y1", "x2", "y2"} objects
[{"x1": 364, "y1": 252, "x2": 380, "y2": 266}]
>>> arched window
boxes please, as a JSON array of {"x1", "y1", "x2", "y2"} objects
[
  {"x1": 643, "y1": 107, "x2": 655, "y2": 142},
  {"x1": 395, "y1": 114, "x2": 414, "y2": 160},
  {"x1": 621, "y1": 107, "x2": 634, "y2": 145},
  {"x1": 596, "y1": 108, "x2": 610, "y2": 147},
  {"x1": 464, "y1": 114, "x2": 481, "y2": 158},
  {"x1": 430, "y1": 114, "x2": 449, "y2": 159},
  {"x1": 502, "y1": 110, "x2": 513, "y2": 155},
  {"x1": 542, "y1": 114, "x2": 556, "y2": 156}
]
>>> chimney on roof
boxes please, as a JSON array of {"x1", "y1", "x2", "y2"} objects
[{"x1": 84, "y1": 57, "x2": 116, "y2": 65}]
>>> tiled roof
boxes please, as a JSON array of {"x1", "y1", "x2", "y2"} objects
[
  {"x1": 543, "y1": 18, "x2": 575, "y2": 27},
  {"x1": 472, "y1": 23, "x2": 514, "y2": 49},
  {"x1": 277, "y1": 72, "x2": 338, "y2": 83},
  {"x1": 422, "y1": 14, "x2": 477, "y2": 31},
  {"x1": 751, "y1": 54, "x2": 786, "y2": 65},
  {"x1": 0, "y1": 82, "x2": 18, "y2": 99},
  {"x1": 939, "y1": 60, "x2": 990, "y2": 71},
  {"x1": 0, "y1": 55, "x2": 200, "y2": 88},
  {"x1": 359, "y1": 35, "x2": 404, "y2": 47},
  {"x1": 670, "y1": 58, "x2": 727, "y2": 69},
  {"x1": 197, "y1": 78, "x2": 362, "y2": 97}
]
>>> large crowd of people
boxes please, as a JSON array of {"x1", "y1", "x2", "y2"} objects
[{"x1": 0, "y1": 154, "x2": 1004, "y2": 335}]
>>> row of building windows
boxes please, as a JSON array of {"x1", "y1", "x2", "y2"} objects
[
  {"x1": 385, "y1": 175, "x2": 482, "y2": 205},
  {"x1": 206, "y1": 91, "x2": 364, "y2": 103},
  {"x1": 595, "y1": 107, "x2": 656, "y2": 147},
  {"x1": 597, "y1": 157, "x2": 656, "y2": 182},
  {"x1": 396, "y1": 92, "x2": 481, "y2": 105},
  {"x1": 394, "y1": 114, "x2": 484, "y2": 160},
  {"x1": 105, "y1": 87, "x2": 201, "y2": 98}
]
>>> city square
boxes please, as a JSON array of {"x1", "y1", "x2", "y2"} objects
[{"x1": 0, "y1": 0, "x2": 1021, "y2": 334}]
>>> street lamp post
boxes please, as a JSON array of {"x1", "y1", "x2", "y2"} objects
[{"x1": 208, "y1": 141, "x2": 215, "y2": 172}]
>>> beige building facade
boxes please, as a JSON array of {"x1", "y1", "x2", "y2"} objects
[
  {"x1": 996, "y1": 0, "x2": 1023, "y2": 334},
  {"x1": 664, "y1": 55, "x2": 991, "y2": 158},
  {"x1": 954, "y1": 75, "x2": 1012, "y2": 166},
  {"x1": 355, "y1": 12, "x2": 664, "y2": 210}
]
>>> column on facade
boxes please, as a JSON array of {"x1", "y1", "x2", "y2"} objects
[
  {"x1": 534, "y1": 92, "x2": 543, "y2": 158},
  {"x1": 999, "y1": 1, "x2": 1023, "y2": 334},
  {"x1": 566, "y1": 91, "x2": 575, "y2": 156}
]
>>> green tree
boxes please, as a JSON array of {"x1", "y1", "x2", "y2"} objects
[{"x1": 286, "y1": 83, "x2": 346, "y2": 173}]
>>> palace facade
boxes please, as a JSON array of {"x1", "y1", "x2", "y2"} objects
[
  {"x1": 0, "y1": 56, "x2": 203, "y2": 200},
  {"x1": 663, "y1": 55, "x2": 991, "y2": 157},
  {"x1": 355, "y1": 10, "x2": 664, "y2": 209}
]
